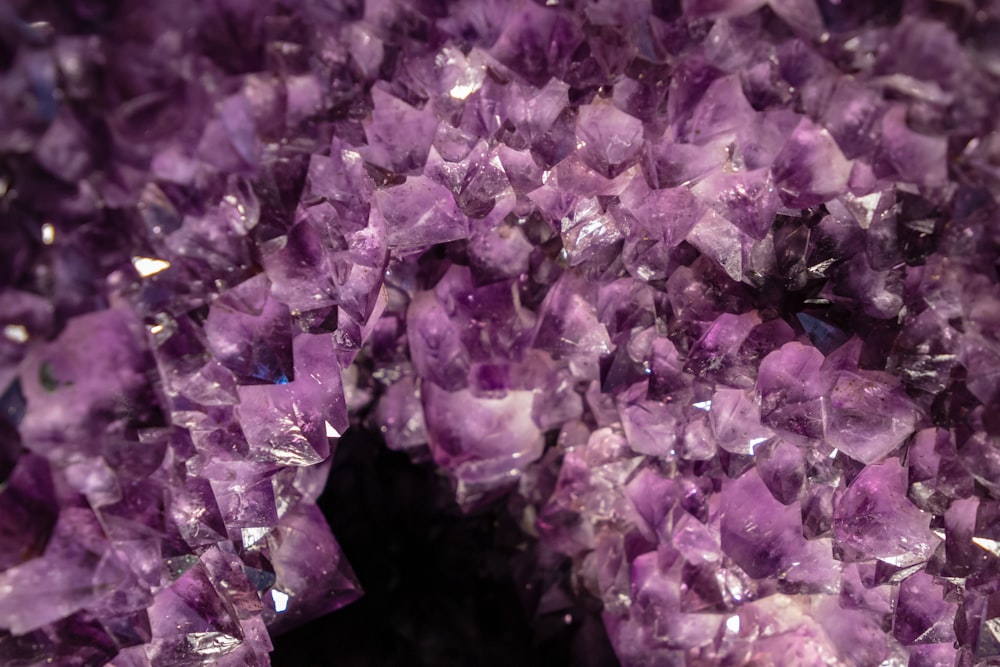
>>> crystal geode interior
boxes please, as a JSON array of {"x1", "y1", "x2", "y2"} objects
[{"x1": 2, "y1": 0, "x2": 1000, "y2": 665}]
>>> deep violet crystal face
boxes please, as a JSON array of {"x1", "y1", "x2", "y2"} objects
[{"x1": 1, "y1": 0, "x2": 1000, "y2": 665}]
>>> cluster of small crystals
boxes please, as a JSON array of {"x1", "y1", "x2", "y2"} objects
[{"x1": 2, "y1": 0, "x2": 1000, "y2": 665}]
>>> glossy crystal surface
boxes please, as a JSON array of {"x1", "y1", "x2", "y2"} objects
[{"x1": 2, "y1": 1, "x2": 1000, "y2": 665}]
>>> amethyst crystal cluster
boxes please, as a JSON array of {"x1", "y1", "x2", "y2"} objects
[{"x1": 2, "y1": 0, "x2": 1000, "y2": 665}]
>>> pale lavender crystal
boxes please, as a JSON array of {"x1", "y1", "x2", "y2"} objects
[
  {"x1": 772, "y1": 118, "x2": 852, "y2": 207},
  {"x1": 875, "y1": 105, "x2": 949, "y2": 187},
  {"x1": 406, "y1": 290, "x2": 472, "y2": 392},
  {"x1": 376, "y1": 176, "x2": 470, "y2": 251},
  {"x1": 0, "y1": 508, "x2": 137, "y2": 635},
  {"x1": 754, "y1": 439, "x2": 805, "y2": 504},
  {"x1": 361, "y1": 86, "x2": 438, "y2": 174},
  {"x1": 721, "y1": 468, "x2": 838, "y2": 589},
  {"x1": 822, "y1": 77, "x2": 884, "y2": 159},
  {"x1": 170, "y1": 476, "x2": 229, "y2": 548},
  {"x1": 373, "y1": 373, "x2": 427, "y2": 454},
  {"x1": 644, "y1": 138, "x2": 728, "y2": 190},
  {"x1": 205, "y1": 275, "x2": 294, "y2": 385},
  {"x1": 617, "y1": 384, "x2": 682, "y2": 458},
  {"x1": 236, "y1": 380, "x2": 332, "y2": 466},
  {"x1": 757, "y1": 342, "x2": 830, "y2": 443},
  {"x1": 422, "y1": 380, "x2": 544, "y2": 506},
  {"x1": 893, "y1": 570, "x2": 958, "y2": 646},
  {"x1": 735, "y1": 110, "x2": 800, "y2": 171},
  {"x1": 576, "y1": 102, "x2": 644, "y2": 179},
  {"x1": 686, "y1": 209, "x2": 754, "y2": 282},
  {"x1": 687, "y1": 311, "x2": 761, "y2": 388},
  {"x1": 467, "y1": 220, "x2": 534, "y2": 283},
  {"x1": 833, "y1": 458, "x2": 938, "y2": 565},
  {"x1": 823, "y1": 366, "x2": 916, "y2": 465},
  {"x1": 617, "y1": 179, "x2": 701, "y2": 251},
  {"x1": 558, "y1": 196, "x2": 626, "y2": 267},
  {"x1": 532, "y1": 272, "x2": 612, "y2": 381},
  {"x1": 260, "y1": 215, "x2": 341, "y2": 313},
  {"x1": 497, "y1": 145, "x2": 545, "y2": 196},
  {"x1": 18, "y1": 309, "x2": 147, "y2": 459},
  {"x1": 490, "y1": 2, "x2": 582, "y2": 87},
  {"x1": 685, "y1": 75, "x2": 756, "y2": 144},
  {"x1": 691, "y1": 167, "x2": 780, "y2": 240}
]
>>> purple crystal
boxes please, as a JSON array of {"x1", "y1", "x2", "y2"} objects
[
  {"x1": 361, "y1": 86, "x2": 438, "y2": 174},
  {"x1": 576, "y1": 102, "x2": 644, "y2": 179},
  {"x1": 3, "y1": 1, "x2": 1000, "y2": 665},
  {"x1": 833, "y1": 458, "x2": 938, "y2": 565},
  {"x1": 423, "y1": 380, "x2": 544, "y2": 506},
  {"x1": 377, "y1": 176, "x2": 470, "y2": 251},
  {"x1": 893, "y1": 570, "x2": 958, "y2": 646},
  {"x1": 819, "y1": 338, "x2": 918, "y2": 464},
  {"x1": 772, "y1": 118, "x2": 853, "y2": 207},
  {"x1": 205, "y1": 275, "x2": 294, "y2": 385},
  {"x1": 756, "y1": 342, "x2": 830, "y2": 443},
  {"x1": 0, "y1": 508, "x2": 136, "y2": 635},
  {"x1": 19, "y1": 309, "x2": 147, "y2": 460},
  {"x1": 0, "y1": 454, "x2": 58, "y2": 572},
  {"x1": 721, "y1": 468, "x2": 839, "y2": 590},
  {"x1": 261, "y1": 505, "x2": 361, "y2": 635},
  {"x1": 875, "y1": 105, "x2": 949, "y2": 187}
]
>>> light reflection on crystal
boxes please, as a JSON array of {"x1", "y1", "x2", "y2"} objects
[
  {"x1": 725, "y1": 615, "x2": 740, "y2": 634},
  {"x1": 185, "y1": 632, "x2": 242, "y2": 656},
  {"x1": 131, "y1": 256, "x2": 171, "y2": 278},
  {"x1": 973, "y1": 537, "x2": 1000, "y2": 557},
  {"x1": 241, "y1": 527, "x2": 270, "y2": 547},
  {"x1": 271, "y1": 590, "x2": 289, "y2": 613},
  {"x1": 3, "y1": 324, "x2": 28, "y2": 343}
]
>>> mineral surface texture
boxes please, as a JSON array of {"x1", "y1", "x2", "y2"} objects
[{"x1": 1, "y1": 0, "x2": 1000, "y2": 665}]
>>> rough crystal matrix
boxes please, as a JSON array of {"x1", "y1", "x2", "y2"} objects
[{"x1": 1, "y1": 0, "x2": 1000, "y2": 665}]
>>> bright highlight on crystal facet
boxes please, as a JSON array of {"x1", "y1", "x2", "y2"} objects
[
  {"x1": 3, "y1": 324, "x2": 28, "y2": 343},
  {"x1": 241, "y1": 527, "x2": 270, "y2": 547},
  {"x1": 131, "y1": 256, "x2": 171, "y2": 277},
  {"x1": 271, "y1": 589, "x2": 289, "y2": 613}
]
